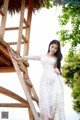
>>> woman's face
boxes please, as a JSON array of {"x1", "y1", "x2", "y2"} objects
[{"x1": 49, "y1": 43, "x2": 58, "y2": 55}]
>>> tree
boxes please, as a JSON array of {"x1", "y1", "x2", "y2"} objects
[
  {"x1": 57, "y1": 4, "x2": 80, "y2": 113},
  {"x1": 62, "y1": 53, "x2": 80, "y2": 113},
  {"x1": 57, "y1": 5, "x2": 80, "y2": 52}
]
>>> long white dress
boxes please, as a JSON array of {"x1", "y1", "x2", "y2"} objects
[{"x1": 25, "y1": 54, "x2": 66, "y2": 120}]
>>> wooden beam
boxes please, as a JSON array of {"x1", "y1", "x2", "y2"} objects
[
  {"x1": 0, "y1": 0, "x2": 9, "y2": 38},
  {"x1": 0, "y1": 53, "x2": 12, "y2": 66},
  {"x1": 0, "y1": 66, "x2": 15, "y2": 72},
  {"x1": 17, "y1": 0, "x2": 26, "y2": 55},
  {"x1": 0, "y1": 37, "x2": 8, "y2": 47},
  {"x1": 8, "y1": 41, "x2": 24, "y2": 45},
  {"x1": 23, "y1": 0, "x2": 33, "y2": 56},
  {"x1": 0, "y1": 44, "x2": 10, "y2": 59},
  {"x1": 0, "y1": 103, "x2": 28, "y2": 108},
  {"x1": 0, "y1": 38, "x2": 16, "y2": 59},
  {"x1": 0, "y1": 86, "x2": 28, "y2": 105},
  {"x1": 0, "y1": 9, "x2": 5, "y2": 16},
  {"x1": 5, "y1": 26, "x2": 26, "y2": 31}
]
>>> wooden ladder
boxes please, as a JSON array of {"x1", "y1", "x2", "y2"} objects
[
  {"x1": 7, "y1": 45, "x2": 40, "y2": 120},
  {"x1": 0, "y1": 0, "x2": 40, "y2": 119}
]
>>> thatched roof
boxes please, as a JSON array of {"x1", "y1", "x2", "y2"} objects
[{"x1": 0, "y1": 0, "x2": 44, "y2": 14}]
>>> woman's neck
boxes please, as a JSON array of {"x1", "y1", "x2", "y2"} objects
[{"x1": 47, "y1": 52, "x2": 54, "y2": 57}]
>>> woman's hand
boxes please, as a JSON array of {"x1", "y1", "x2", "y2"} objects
[
  {"x1": 13, "y1": 55, "x2": 22, "y2": 61},
  {"x1": 54, "y1": 68, "x2": 60, "y2": 75}
]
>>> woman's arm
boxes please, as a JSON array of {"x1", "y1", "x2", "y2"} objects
[
  {"x1": 23, "y1": 55, "x2": 41, "y2": 61},
  {"x1": 13, "y1": 55, "x2": 41, "y2": 61}
]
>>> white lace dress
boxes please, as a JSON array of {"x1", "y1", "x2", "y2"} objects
[{"x1": 25, "y1": 54, "x2": 66, "y2": 120}]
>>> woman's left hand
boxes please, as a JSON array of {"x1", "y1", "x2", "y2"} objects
[
  {"x1": 54, "y1": 68, "x2": 60, "y2": 75},
  {"x1": 13, "y1": 55, "x2": 22, "y2": 61}
]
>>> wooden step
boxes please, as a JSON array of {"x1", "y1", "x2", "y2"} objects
[
  {"x1": 24, "y1": 18, "x2": 29, "y2": 28},
  {"x1": 0, "y1": 9, "x2": 5, "y2": 16},
  {"x1": 8, "y1": 41, "x2": 24, "y2": 45},
  {"x1": 17, "y1": 60, "x2": 29, "y2": 72},
  {"x1": 0, "y1": 66, "x2": 15, "y2": 72},
  {"x1": 31, "y1": 96, "x2": 38, "y2": 103},
  {"x1": 22, "y1": 35, "x2": 28, "y2": 43},
  {"x1": 25, "y1": 79, "x2": 32, "y2": 87},
  {"x1": 5, "y1": 26, "x2": 26, "y2": 31},
  {"x1": 22, "y1": 59, "x2": 29, "y2": 67}
]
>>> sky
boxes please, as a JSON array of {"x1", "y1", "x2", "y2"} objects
[{"x1": 0, "y1": 7, "x2": 80, "y2": 120}]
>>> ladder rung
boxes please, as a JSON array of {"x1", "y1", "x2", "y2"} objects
[
  {"x1": 16, "y1": 58, "x2": 29, "y2": 68},
  {"x1": 0, "y1": 9, "x2": 5, "y2": 16},
  {"x1": 5, "y1": 26, "x2": 26, "y2": 31},
  {"x1": 8, "y1": 41, "x2": 24, "y2": 45},
  {"x1": 22, "y1": 59, "x2": 29, "y2": 67},
  {"x1": 17, "y1": 61, "x2": 27, "y2": 73},
  {"x1": 31, "y1": 96, "x2": 38, "y2": 103},
  {"x1": 24, "y1": 18, "x2": 27, "y2": 25},
  {"x1": 22, "y1": 35, "x2": 28, "y2": 43},
  {"x1": 24, "y1": 18, "x2": 29, "y2": 28},
  {"x1": 25, "y1": 80, "x2": 32, "y2": 87},
  {"x1": 19, "y1": 66, "x2": 26, "y2": 73}
]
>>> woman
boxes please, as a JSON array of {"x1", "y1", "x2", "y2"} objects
[{"x1": 14, "y1": 40, "x2": 66, "y2": 120}]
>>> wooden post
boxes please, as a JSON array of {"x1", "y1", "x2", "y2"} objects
[
  {"x1": 0, "y1": 0, "x2": 9, "y2": 39},
  {"x1": 23, "y1": 0, "x2": 33, "y2": 56},
  {"x1": 17, "y1": 0, "x2": 26, "y2": 55}
]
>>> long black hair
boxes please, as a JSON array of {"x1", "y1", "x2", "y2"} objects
[{"x1": 47, "y1": 40, "x2": 63, "y2": 71}]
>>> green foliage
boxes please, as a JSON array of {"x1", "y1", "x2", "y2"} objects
[
  {"x1": 42, "y1": 0, "x2": 80, "y2": 9},
  {"x1": 72, "y1": 78, "x2": 80, "y2": 112},
  {"x1": 42, "y1": 0, "x2": 54, "y2": 9},
  {"x1": 62, "y1": 53, "x2": 80, "y2": 113},
  {"x1": 58, "y1": 4, "x2": 80, "y2": 113},
  {"x1": 57, "y1": 5, "x2": 80, "y2": 51}
]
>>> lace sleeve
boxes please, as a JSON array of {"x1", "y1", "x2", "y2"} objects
[{"x1": 23, "y1": 55, "x2": 41, "y2": 61}]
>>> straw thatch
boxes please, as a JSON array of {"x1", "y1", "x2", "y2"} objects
[{"x1": 0, "y1": 0, "x2": 45, "y2": 14}]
